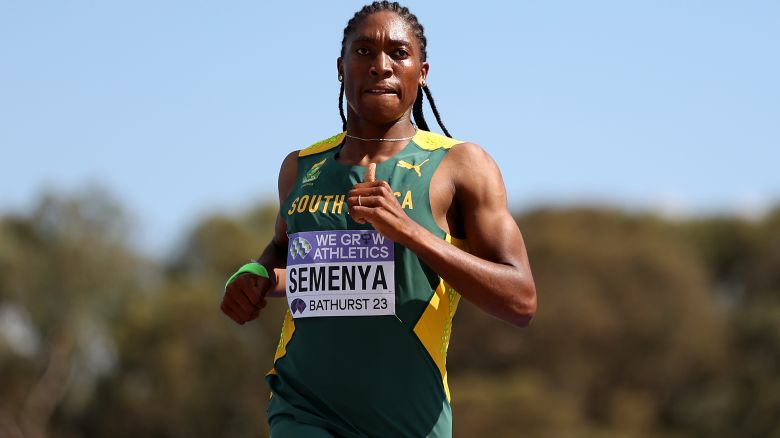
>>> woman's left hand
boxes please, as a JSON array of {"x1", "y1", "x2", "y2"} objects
[{"x1": 347, "y1": 163, "x2": 420, "y2": 244}]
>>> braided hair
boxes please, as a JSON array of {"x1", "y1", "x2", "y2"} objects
[{"x1": 338, "y1": 1, "x2": 452, "y2": 138}]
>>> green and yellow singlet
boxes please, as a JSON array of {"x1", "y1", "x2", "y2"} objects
[{"x1": 266, "y1": 130, "x2": 467, "y2": 438}]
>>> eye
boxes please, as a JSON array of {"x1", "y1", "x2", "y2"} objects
[
  {"x1": 355, "y1": 47, "x2": 370, "y2": 55},
  {"x1": 393, "y1": 49, "x2": 409, "y2": 59}
]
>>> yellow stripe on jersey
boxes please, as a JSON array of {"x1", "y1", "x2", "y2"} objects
[
  {"x1": 298, "y1": 130, "x2": 461, "y2": 158},
  {"x1": 267, "y1": 309, "x2": 296, "y2": 376},
  {"x1": 299, "y1": 132, "x2": 346, "y2": 157},
  {"x1": 411, "y1": 130, "x2": 463, "y2": 151},
  {"x1": 412, "y1": 234, "x2": 467, "y2": 401}
]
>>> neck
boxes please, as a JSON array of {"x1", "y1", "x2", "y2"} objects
[{"x1": 339, "y1": 111, "x2": 417, "y2": 165}]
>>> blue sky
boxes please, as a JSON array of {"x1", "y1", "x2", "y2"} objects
[{"x1": 1, "y1": 1, "x2": 778, "y2": 257}]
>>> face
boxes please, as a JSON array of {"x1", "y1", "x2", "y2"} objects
[{"x1": 338, "y1": 11, "x2": 429, "y2": 125}]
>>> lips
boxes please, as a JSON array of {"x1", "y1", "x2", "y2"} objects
[{"x1": 363, "y1": 86, "x2": 398, "y2": 95}]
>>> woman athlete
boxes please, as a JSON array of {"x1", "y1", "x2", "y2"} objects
[{"x1": 221, "y1": 2, "x2": 537, "y2": 436}]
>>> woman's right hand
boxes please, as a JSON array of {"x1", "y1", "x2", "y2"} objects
[{"x1": 221, "y1": 273, "x2": 273, "y2": 324}]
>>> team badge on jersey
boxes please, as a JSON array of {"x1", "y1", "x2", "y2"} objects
[{"x1": 302, "y1": 158, "x2": 327, "y2": 185}]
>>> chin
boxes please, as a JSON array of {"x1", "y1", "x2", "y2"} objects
[
  {"x1": 364, "y1": 111, "x2": 407, "y2": 125},
  {"x1": 354, "y1": 104, "x2": 407, "y2": 124},
  {"x1": 346, "y1": 93, "x2": 412, "y2": 125}
]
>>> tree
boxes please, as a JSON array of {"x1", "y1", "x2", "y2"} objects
[{"x1": 0, "y1": 188, "x2": 143, "y2": 438}]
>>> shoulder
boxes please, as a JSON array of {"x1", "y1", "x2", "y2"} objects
[
  {"x1": 280, "y1": 131, "x2": 345, "y2": 179},
  {"x1": 278, "y1": 150, "x2": 299, "y2": 202},
  {"x1": 412, "y1": 130, "x2": 491, "y2": 167},
  {"x1": 280, "y1": 131, "x2": 346, "y2": 179},
  {"x1": 419, "y1": 131, "x2": 500, "y2": 197},
  {"x1": 445, "y1": 141, "x2": 506, "y2": 202},
  {"x1": 448, "y1": 141, "x2": 493, "y2": 163},
  {"x1": 442, "y1": 140, "x2": 499, "y2": 180},
  {"x1": 278, "y1": 132, "x2": 345, "y2": 198},
  {"x1": 280, "y1": 150, "x2": 299, "y2": 175}
]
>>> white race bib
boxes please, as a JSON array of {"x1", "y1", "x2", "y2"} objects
[{"x1": 286, "y1": 230, "x2": 395, "y2": 318}]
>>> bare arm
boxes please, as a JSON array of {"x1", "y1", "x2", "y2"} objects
[
  {"x1": 348, "y1": 143, "x2": 536, "y2": 327},
  {"x1": 255, "y1": 150, "x2": 298, "y2": 297},
  {"x1": 220, "y1": 151, "x2": 297, "y2": 324}
]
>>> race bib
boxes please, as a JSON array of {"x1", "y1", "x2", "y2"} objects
[{"x1": 286, "y1": 230, "x2": 395, "y2": 318}]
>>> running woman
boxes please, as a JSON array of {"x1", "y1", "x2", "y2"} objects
[{"x1": 221, "y1": 2, "x2": 537, "y2": 436}]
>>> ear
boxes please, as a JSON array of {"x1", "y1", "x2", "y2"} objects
[
  {"x1": 419, "y1": 61, "x2": 430, "y2": 87},
  {"x1": 337, "y1": 57, "x2": 344, "y2": 80}
]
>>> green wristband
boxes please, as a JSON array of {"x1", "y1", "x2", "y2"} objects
[{"x1": 225, "y1": 262, "x2": 269, "y2": 290}]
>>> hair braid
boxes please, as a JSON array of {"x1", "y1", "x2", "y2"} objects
[
  {"x1": 422, "y1": 85, "x2": 451, "y2": 137},
  {"x1": 339, "y1": 1, "x2": 452, "y2": 137},
  {"x1": 412, "y1": 88, "x2": 429, "y2": 131},
  {"x1": 339, "y1": 81, "x2": 346, "y2": 132}
]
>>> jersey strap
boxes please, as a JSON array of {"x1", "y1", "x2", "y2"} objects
[
  {"x1": 297, "y1": 129, "x2": 462, "y2": 158},
  {"x1": 411, "y1": 130, "x2": 462, "y2": 150},
  {"x1": 299, "y1": 132, "x2": 346, "y2": 157}
]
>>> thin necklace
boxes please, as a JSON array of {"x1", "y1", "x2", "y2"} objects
[{"x1": 345, "y1": 127, "x2": 417, "y2": 142}]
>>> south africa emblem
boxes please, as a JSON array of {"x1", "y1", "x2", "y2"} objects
[{"x1": 302, "y1": 158, "x2": 327, "y2": 184}]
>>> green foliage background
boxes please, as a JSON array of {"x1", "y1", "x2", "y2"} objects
[{"x1": 1, "y1": 190, "x2": 778, "y2": 437}]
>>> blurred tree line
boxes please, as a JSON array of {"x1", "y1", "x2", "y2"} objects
[{"x1": 0, "y1": 189, "x2": 778, "y2": 437}]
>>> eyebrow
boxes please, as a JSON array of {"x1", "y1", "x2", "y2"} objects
[{"x1": 350, "y1": 35, "x2": 412, "y2": 46}]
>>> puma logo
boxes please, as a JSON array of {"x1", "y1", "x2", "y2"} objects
[{"x1": 397, "y1": 159, "x2": 429, "y2": 177}]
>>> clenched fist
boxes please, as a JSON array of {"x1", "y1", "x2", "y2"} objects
[
  {"x1": 221, "y1": 273, "x2": 273, "y2": 324},
  {"x1": 348, "y1": 162, "x2": 420, "y2": 244}
]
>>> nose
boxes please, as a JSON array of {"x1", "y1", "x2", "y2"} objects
[{"x1": 369, "y1": 52, "x2": 392, "y2": 78}]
